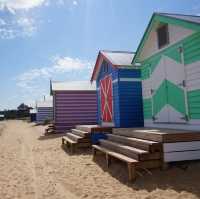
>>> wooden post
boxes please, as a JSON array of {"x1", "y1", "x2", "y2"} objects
[
  {"x1": 92, "y1": 148, "x2": 96, "y2": 160},
  {"x1": 71, "y1": 144, "x2": 75, "y2": 154},
  {"x1": 106, "y1": 154, "x2": 111, "y2": 168},
  {"x1": 127, "y1": 163, "x2": 136, "y2": 182}
]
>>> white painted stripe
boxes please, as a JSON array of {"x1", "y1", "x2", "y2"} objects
[
  {"x1": 164, "y1": 141, "x2": 200, "y2": 153},
  {"x1": 189, "y1": 120, "x2": 200, "y2": 125},
  {"x1": 101, "y1": 122, "x2": 115, "y2": 127},
  {"x1": 119, "y1": 78, "x2": 141, "y2": 82},
  {"x1": 164, "y1": 150, "x2": 200, "y2": 162},
  {"x1": 112, "y1": 79, "x2": 118, "y2": 84},
  {"x1": 112, "y1": 78, "x2": 142, "y2": 84},
  {"x1": 144, "y1": 120, "x2": 200, "y2": 131}
]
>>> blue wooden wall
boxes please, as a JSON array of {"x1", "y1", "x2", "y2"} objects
[{"x1": 96, "y1": 60, "x2": 144, "y2": 127}]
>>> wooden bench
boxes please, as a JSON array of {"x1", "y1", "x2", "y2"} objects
[
  {"x1": 62, "y1": 136, "x2": 77, "y2": 153},
  {"x1": 92, "y1": 145, "x2": 139, "y2": 181}
]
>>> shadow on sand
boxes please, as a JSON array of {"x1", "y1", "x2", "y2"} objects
[
  {"x1": 38, "y1": 133, "x2": 66, "y2": 141},
  {"x1": 61, "y1": 144, "x2": 92, "y2": 156},
  {"x1": 94, "y1": 155, "x2": 200, "y2": 198}
]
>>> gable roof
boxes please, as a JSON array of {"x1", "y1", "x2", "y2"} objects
[
  {"x1": 51, "y1": 81, "x2": 96, "y2": 94},
  {"x1": 132, "y1": 12, "x2": 200, "y2": 64},
  {"x1": 91, "y1": 50, "x2": 135, "y2": 82},
  {"x1": 159, "y1": 13, "x2": 200, "y2": 25}
]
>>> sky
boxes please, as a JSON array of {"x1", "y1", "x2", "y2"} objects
[{"x1": 0, "y1": 0, "x2": 199, "y2": 110}]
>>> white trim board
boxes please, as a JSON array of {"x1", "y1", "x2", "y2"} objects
[
  {"x1": 164, "y1": 141, "x2": 200, "y2": 153},
  {"x1": 164, "y1": 150, "x2": 200, "y2": 162},
  {"x1": 119, "y1": 78, "x2": 141, "y2": 82},
  {"x1": 101, "y1": 122, "x2": 115, "y2": 127},
  {"x1": 144, "y1": 120, "x2": 200, "y2": 131},
  {"x1": 112, "y1": 79, "x2": 118, "y2": 84},
  {"x1": 112, "y1": 78, "x2": 141, "y2": 84}
]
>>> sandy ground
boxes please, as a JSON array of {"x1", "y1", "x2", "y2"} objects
[{"x1": 0, "y1": 120, "x2": 200, "y2": 199}]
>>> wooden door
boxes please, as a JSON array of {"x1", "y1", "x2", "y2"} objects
[
  {"x1": 152, "y1": 55, "x2": 187, "y2": 123},
  {"x1": 100, "y1": 75, "x2": 113, "y2": 123}
]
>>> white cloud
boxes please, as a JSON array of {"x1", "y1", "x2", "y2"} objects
[
  {"x1": 0, "y1": 15, "x2": 38, "y2": 39},
  {"x1": 0, "y1": 0, "x2": 46, "y2": 11},
  {"x1": 16, "y1": 56, "x2": 93, "y2": 89},
  {"x1": 73, "y1": 1, "x2": 78, "y2": 6},
  {"x1": 16, "y1": 16, "x2": 37, "y2": 36},
  {"x1": 15, "y1": 55, "x2": 94, "y2": 107}
]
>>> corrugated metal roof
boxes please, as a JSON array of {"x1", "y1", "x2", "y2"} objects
[
  {"x1": 51, "y1": 81, "x2": 96, "y2": 91},
  {"x1": 101, "y1": 50, "x2": 135, "y2": 66},
  {"x1": 37, "y1": 100, "x2": 53, "y2": 108},
  {"x1": 157, "y1": 12, "x2": 200, "y2": 25}
]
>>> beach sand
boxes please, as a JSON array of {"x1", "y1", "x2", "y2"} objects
[{"x1": 0, "y1": 120, "x2": 200, "y2": 199}]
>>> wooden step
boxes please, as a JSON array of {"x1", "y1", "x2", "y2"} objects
[
  {"x1": 62, "y1": 136, "x2": 77, "y2": 153},
  {"x1": 107, "y1": 134, "x2": 162, "y2": 152},
  {"x1": 62, "y1": 136, "x2": 77, "y2": 145},
  {"x1": 71, "y1": 129, "x2": 90, "y2": 138},
  {"x1": 100, "y1": 139, "x2": 161, "y2": 161},
  {"x1": 75, "y1": 125, "x2": 94, "y2": 133},
  {"x1": 66, "y1": 133, "x2": 89, "y2": 143},
  {"x1": 76, "y1": 125, "x2": 113, "y2": 133},
  {"x1": 113, "y1": 128, "x2": 164, "y2": 142}
]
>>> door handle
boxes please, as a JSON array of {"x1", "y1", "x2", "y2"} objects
[{"x1": 151, "y1": 89, "x2": 154, "y2": 94}]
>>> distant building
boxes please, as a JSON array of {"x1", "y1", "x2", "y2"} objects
[
  {"x1": 36, "y1": 100, "x2": 53, "y2": 124},
  {"x1": 0, "y1": 114, "x2": 4, "y2": 121},
  {"x1": 51, "y1": 81, "x2": 97, "y2": 133}
]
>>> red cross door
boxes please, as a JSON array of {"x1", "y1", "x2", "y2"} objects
[{"x1": 100, "y1": 75, "x2": 113, "y2": 123}]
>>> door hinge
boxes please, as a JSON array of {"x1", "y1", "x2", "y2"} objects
[
  {"x1": 151, "y1": 89, "x2": 154, "y2": 95},
  {"x1": 180, "y1": 114, "x2": 189, "y2": 121},
  {"x1": 178, "y1": 80, "x2": 186, "y2": 87},
  {"x1": 152, "y1": 116, "x2": 158, "y2": 121}
]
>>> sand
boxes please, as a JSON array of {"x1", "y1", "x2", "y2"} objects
[{"x1": 0, "y1": 120, "x2": 200, "y2": 199}]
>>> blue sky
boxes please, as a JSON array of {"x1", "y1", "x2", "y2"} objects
[{"x1": 0, "y1": 0, "x2": 199, "y2": 110}]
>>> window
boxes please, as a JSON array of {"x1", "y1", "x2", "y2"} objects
[{"x1": 157, "y1": 24, "x2": 169, "y2": 49}]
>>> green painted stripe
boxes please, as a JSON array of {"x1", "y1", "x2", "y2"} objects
[
  {"x1": 140, "y1": 32, "x2": 200, "y2": 80},
  {"x1": 155, "y1": 15, "x2": 200, "y2": 32},
  {"x1": 153, "y1": 80, "x2": 168, "y2": 115},
  {"x1": 141, "y1": 42, "x2": 182, "y2": 80},
  {"x1": 183, "y1": 32, "x2": 200, "y2": 64},
  {"x1": 151, "y1": 80, "x2": 186, "y2": 116},
  {"x1": 166, "y1": 80, "x2": 186, "y2": 114},
  {"x1": 188, "y1": 89, "x2": 200, "y2": 119},
  {"x1": 143, "y1": 88, "x2": 200, "y2": 120},
  {"x1": 143, "y1": 98, "x2": 152, "y2": 119}
]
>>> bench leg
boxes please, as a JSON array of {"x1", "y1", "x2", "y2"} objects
[
  {"x1": 127, "y1": 163, "x2": 136, "y2": 182},
  {"x1": 92, "y1": 148, "x2": 96, "y2": 160},
  {"x1": 106, "y1": 154, "x2": 111, "y2": 168}
]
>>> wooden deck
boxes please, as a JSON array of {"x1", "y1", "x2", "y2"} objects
[
  {"x1": 75, "y1": 125, "x2": 113, "y2": 133},
  {"x1": 113, "y1": 128, "x2": 200, "y2": 143},
  {"x1": 113, "y1": 128, "x2": 200, "y2": 163}
]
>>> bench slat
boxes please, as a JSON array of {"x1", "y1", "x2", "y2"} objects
[
  {"x1": 92, "y1": 145, "x2": 138, "y2": 164},
  {"x1": 62, "y1": 136, "x2": 77, "y2": 144}
]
